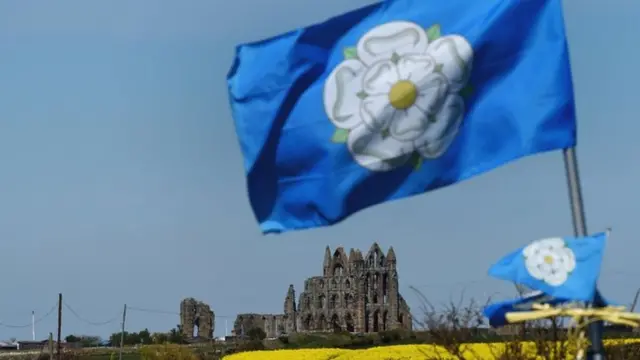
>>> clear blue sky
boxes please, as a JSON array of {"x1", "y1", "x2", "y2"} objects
[{"x1": 0, "y1": 0, "x2": 638, "y2": 340}]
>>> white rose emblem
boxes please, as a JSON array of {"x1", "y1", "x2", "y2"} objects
[
  {"x1": 323, "y1": 21, "x2": 473, "y2": 171},
  {"x1": 523, "y1": 238, "x2": 577, "y2": 287}
]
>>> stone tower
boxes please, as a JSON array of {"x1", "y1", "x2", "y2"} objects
[
  {"x1": 294, "y1": 243, "x2": 411, "y2": 333},
  {"x1": 233, "y1": 243, "x2": 411, "y2": 336},
  {"x1": 180, "y1": 298, "x2": 215, "y2": 340},
  {"x1": 284, "y1": 284, "x2": 297, "y2": 334}
]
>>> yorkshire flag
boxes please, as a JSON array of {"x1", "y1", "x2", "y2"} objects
[
  {"x1": 227, "y1": 0, "x2": 577, "y2": 234},
  {"x1": 484, "y1": 291, "x2": 571, "y2": 328},
  {"x1": 483, "y1": 290, "x2": 612, "y2": 328},
  {"x1": 488, "y1": 233, "x2": 607, "y2": 303}
]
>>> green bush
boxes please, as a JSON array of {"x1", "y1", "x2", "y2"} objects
[{"x1": 139, "y1": 344, "x2": 198, "y2": 360}]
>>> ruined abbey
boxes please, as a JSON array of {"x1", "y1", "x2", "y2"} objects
[
  {"x1": 233, "y1": 243, "x2": 412, "y2": 337},
  {"x1": 180, "y1": 298, "x2": 215, "y2": 340}
]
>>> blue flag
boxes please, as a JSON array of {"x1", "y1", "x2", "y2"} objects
[
  {"x1": 483, "y1": 290, "x2": 613, "y2": 327},
  {"x1": 488, "y1": 233, "x2": 607, "y2": 302},
  {"x1": 484, "y1": 291, "x2": 573, "y2": 327},
  {"x1": 227, "y1": 0, "x2": 577, "y2": 234}
]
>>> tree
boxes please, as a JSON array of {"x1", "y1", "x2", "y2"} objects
[
  {"x1": 167, "y1": 325, "x2": 184, "y2": 344},
  {"x1": 64, "y1": 335, "x2": 101, "y2": 347},
  {"x1": 65, "y1": 335, "x2": 79, "y2": 343},
  {"x1": 110, "y1": 331, "x2": 138, "y2": 346},
  {"x1": 138, "y1": 329, "x2": 152, "y2": 344},
  {"x1": 79, "y1": 336, "x2": 102, "y2": 347},
  {"x1": 151, "y1": 332, "x2": 169, "y2": 344},
  {"x1": 111, "y1": 326, "x2": 184, "y2": 347}
]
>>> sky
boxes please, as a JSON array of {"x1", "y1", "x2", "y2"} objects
[{"x1": 0, "y1": 0, "x2": 638, "y2": 341}]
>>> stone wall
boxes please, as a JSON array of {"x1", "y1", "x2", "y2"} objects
[
  {"x1": 180, "y1": 298, "x2": 215, "y2": 340},
  {"x1": 233, "y1": 313, "x2": 287, "y2": 338}
]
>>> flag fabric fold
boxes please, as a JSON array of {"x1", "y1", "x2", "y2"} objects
[
  {"x1": 488, "y1": 233, "x2": 607, "y2": 303},
  {"x1": 484, "y1": 291, "x2": 572, "y2": 328},
  {"x1": 227, "y1": 0, "x2": 577, "y2": 234}
]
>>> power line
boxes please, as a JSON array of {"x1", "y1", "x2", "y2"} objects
[
  {"x1": 127, "y1": 306, "x2": 234, "y2": 318},
  {"x1": 127, "y1": 306, "x2": 179, "y2": 316},
  {"x1": 63, "y1": 301, "x2": 120, "y2": 326},
  {"x1": 0, "y1": 304, "x2": 57, "y2": 328}
]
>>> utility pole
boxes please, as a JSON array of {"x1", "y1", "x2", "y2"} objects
[
  {"x1": 48, "y1": 333, "x2": 54, "y2": 360},
  {"x1": 119, "y1": 304, "x2": 127, "y2": 360},
  {"x1": 56, "y1": 294, "x2": 62, "y2": 360}
]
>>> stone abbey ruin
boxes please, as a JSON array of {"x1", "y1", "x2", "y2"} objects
[
  {"x1": 234, "y1": 243, "x2": 412, "y2": 338},
  {"x1": 181, "y1": 243, "x2": 411, "y2": 339},
  {"x1": 180, "y1": 298, "x2": 215, "y2": 340}
]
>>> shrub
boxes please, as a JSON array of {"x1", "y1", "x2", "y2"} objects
[{"x1": 139, "y1": 344, "x2": 198, "y2": 360}]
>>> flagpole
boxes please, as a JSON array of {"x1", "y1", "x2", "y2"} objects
[{"x1": 563, "y1": 147, "x2": 605, "y2": 359}]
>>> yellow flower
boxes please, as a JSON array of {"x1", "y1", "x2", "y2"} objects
[
  {"x1": 222, "y1": 339, "x2": 640, "y2": 360},
  {"x1": 223, "y1": 348, "x2": 349, "y2": 360}
]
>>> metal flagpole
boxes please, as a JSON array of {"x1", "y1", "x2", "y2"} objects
[{"x1": 563, "y1": 147, "x2": 605, "y2": 359}]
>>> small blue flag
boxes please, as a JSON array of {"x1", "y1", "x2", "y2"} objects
[
  {"x1": 227, "y1": 0, "x2": 577, "y2": 234},
  {"x1": 483, "y1": 291, "x2": 573, "y2": 327},
  {"x1": 483, "y1": 290, "x2": 613, "y2": 327},
  {"x1": 488, "y1": 233, "x2": 607, "y2": 302}
]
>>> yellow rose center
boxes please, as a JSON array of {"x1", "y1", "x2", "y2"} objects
[
  {"x1": 388, "y1": 81, "x2": 418, "y2": 110},
  {"x1": 544, "y1": 255, "x2": 554, "y2": 265}
]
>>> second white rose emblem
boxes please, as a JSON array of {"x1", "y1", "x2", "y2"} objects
[
  {"x1": 523, "y1": 238, "x2": 577, "y2": 287},
  {"x1": 323, "y1": 21, "x2": 473, "y2": 172}
]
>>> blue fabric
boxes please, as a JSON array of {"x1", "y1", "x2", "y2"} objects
[
  {"x1": 483, "y1": 291, "x2": 572, "y2": 328},
  {"x1": 488, "y1": 233, "x2": 607, "y2": 302},
  {"x1": 227, "y1": 0, "x2": 577, "y2": 234},
  {"x1": 483, "y1": 291, "x2": 613, "y2": 328}
]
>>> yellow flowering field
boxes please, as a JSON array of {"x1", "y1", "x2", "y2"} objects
[
  {"x1": 223, "y1": 339, "x2": 640, "y2": 360},
  {"x1": 222, "y1": 348, "x2": 351, "y2": 360}
]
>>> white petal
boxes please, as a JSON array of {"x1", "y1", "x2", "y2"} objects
[
  {"x1": 426, "y1": 35, "x2": 473, "y2": 91},
  {"x1": 360, "y1": 95, "x2": 395, "y2": 131},
  {"x1": 414, "y1": 72, "x2": 450, "y2": 114},
  {"x1": 323, "y1": 59, "x2": 367, "y2": 129},
  {"x1": 522, "y1": 243, "x2": 540, "y2": 258},
  {"x1": 525, "y1": 258, "x2": 544, "y2": 280},
  {"x1": 540, "y1": 260, "x2": 554, "y2": 272},
  {"x1": 356, "y1": 21, "x2": 428, "y2": 66},
  {"x1": 347, "y1": 124, "x2": 412, "y2": 172},
  {"x1": 396, "y1": 54, "x2": 436, "y2": 82},
  {"x1": 536, "y1": 238, "x2": 565, "y2": 249},
  {"x1": 545, "y1": 271, "x2": 568, "y2": 287},
  {"x1": 533, "y1": 249, "x2": 552, "y2": 265},
  {"x1": 415, "y1": 94, "x2": 465, "y2": 159},
  {"x1": 362, "y1": 60, "x2": 399, "y2": 95},
  {"x1": 390, "y1": 106, "x2": 428, "y2": 142},
  {"x1": 560, "y1": 249, "x2": 576, "y2": 272}
]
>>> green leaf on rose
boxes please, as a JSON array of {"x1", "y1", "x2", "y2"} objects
[
  {"x1": 331, "y1": 128, "x2": 350, "y2": 143},
  {"x1": 356, "y1": 91, "x2": 368, "y2": 99},
  {"x1": 343, "y1": 47, "x2": 358, "y2": 60},
  {"x1": 426, "y1": 24, "x2": 441, "y2": 42},
  {"x1": 460, "y1": 84, "x2": 474, "y2": 98},
  {"x1": 390, "y1": 52, "x2": 401, "y2": 64},
  {"x1": 409, "y1": 153, "x2": 423, "y2": 171}
]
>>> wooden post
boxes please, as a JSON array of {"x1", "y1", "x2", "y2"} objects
[
  {"x1": 119, "y1": 304, "x2": 127, "y2": 360},
  {"x1": 48, "y1": 333, "x2": 54, "y2": 360},
  {"x1": 57, "y1": 293, "x2": 62, "y2": 360}
]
